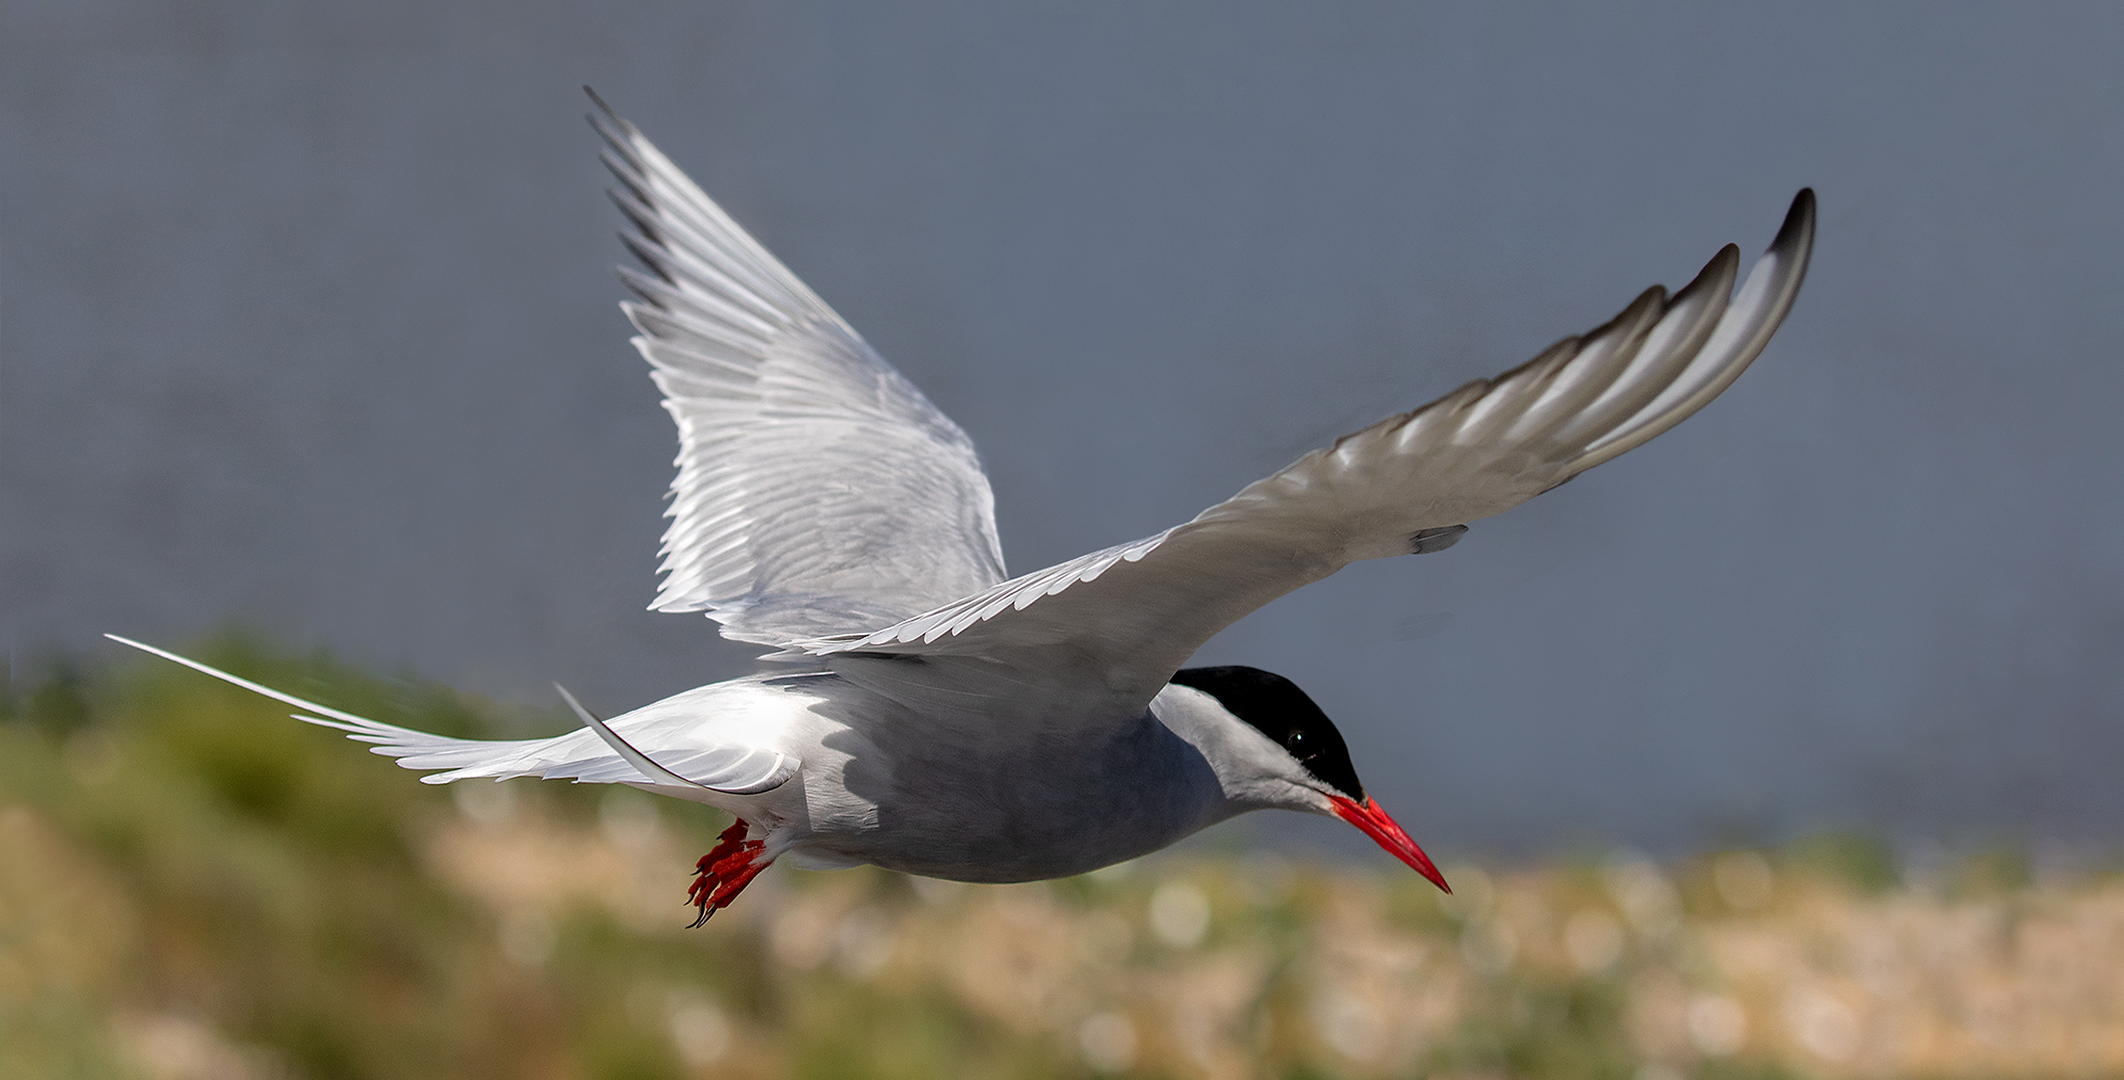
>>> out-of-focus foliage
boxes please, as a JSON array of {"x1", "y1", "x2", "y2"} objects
[{"x1": 2, "y1": 639, "x2": 2120, "y2": 1080}]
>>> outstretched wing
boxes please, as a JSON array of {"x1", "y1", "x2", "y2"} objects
[
  {"x1": 592, "y1": 93, "x2": 1007, "y2": 646},
  {"x1": 793, "y1": 191, "x2": 1816, "y2": 721}
]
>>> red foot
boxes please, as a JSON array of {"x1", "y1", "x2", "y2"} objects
[{"x1": 686, "y1": 820, "x2": 770, "y2": 927}]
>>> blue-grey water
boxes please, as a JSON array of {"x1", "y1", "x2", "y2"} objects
[{"x1": 5, "y1": 2, "x2": 2120, "y2": 854}]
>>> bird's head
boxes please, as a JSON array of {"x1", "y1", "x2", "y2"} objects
[{"x1": 1167, "y1": 666, "x2": 1450, "y2": 894}]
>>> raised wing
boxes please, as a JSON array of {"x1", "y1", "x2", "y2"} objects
[
  {"x1": 792, "y1": 191, "x2": 1815, "y2": 719},
  {"x1": 592, "y1": 93, "x2": 1007, "y2": 646}
]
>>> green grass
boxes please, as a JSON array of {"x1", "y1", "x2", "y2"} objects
[{"x1": 2, "y1": 637, "x2": 2117, "y2": 1080}]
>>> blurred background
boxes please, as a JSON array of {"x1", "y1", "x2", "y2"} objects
[
  {"x1": 4, "y1": 2, "x2": 2121, "y2": 1077},
  {"x1": 3, "y1": 654, "x2": 2119, "y2": 1078}
]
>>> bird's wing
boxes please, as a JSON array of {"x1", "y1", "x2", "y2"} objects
[
  {"x1": 791, "y1": 192, "x2": 1815, "y2": 721},
  {"x1": 104, "y1": 635, "x2": 797, "y2": 793},
  {"x1": 592, "y1": 94, "x2": 1007, "y2": 647}
]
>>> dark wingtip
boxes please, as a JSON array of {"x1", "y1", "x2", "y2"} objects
[
  {"x1": 1673, "y1": 243, "x2": 1741, "y2": 307},
  {"x1": 582, "y1": 85, "x2": 636, "y2": 141},
  {"x1": 1775, "y1": 188, "x2": 1816, "y2": 254},
  {"x1": 1760, "y1": 188, "x2": 1817, "y2": 306}
]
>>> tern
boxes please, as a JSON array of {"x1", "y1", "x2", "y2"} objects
[{"x1": 112, "y1": 93, "x2": 1813, "y2": 925}]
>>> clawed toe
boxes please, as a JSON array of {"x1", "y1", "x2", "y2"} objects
[{"x1": 686, "y1": 819, "x2": 770, "y2": 926}]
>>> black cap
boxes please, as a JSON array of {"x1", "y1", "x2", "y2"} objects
[{"x1": 1169, "y1": 666, "x2": 1365, "y2": 800}]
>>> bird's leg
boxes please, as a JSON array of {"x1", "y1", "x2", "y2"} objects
[{"x1": 686, "y1": 819, "x2": 769, "y2": 927}]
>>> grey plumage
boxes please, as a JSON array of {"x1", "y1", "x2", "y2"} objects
[{"x1": 110, "y1": 94, "x2": 1813, "y2": 917}]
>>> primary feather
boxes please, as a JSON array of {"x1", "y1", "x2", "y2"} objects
[
  {"x1": 797, "y1": 194, "x2": 1815, "y2": 723},
  {"x1": 592, "y1": 93, "x2": 1007, "y2": 646}
]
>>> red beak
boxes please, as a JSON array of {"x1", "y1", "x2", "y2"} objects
[{"x1": 1329, "y1": 794, "x2": 1450, "y2": 894}]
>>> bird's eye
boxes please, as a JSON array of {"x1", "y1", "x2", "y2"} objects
[{"x1": 1287, "y1": 731, "x2": 1305, "y2": 748}]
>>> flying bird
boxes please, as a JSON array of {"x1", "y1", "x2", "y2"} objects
[{"x1": 113, "y1": 93, "x2": 1813, "y2": 926}]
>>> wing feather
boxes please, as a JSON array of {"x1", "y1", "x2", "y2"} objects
[
  {"x1": 590, "y1": 93, "x2": 1007, "y2": 645},
  {"x1": 793, "y1": 192, "x2": 1816, "y2": 720}
]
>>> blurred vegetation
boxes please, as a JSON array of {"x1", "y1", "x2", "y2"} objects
[{"x1": 2, "y1": 637, "x2": 2119, "y2": 1080}]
